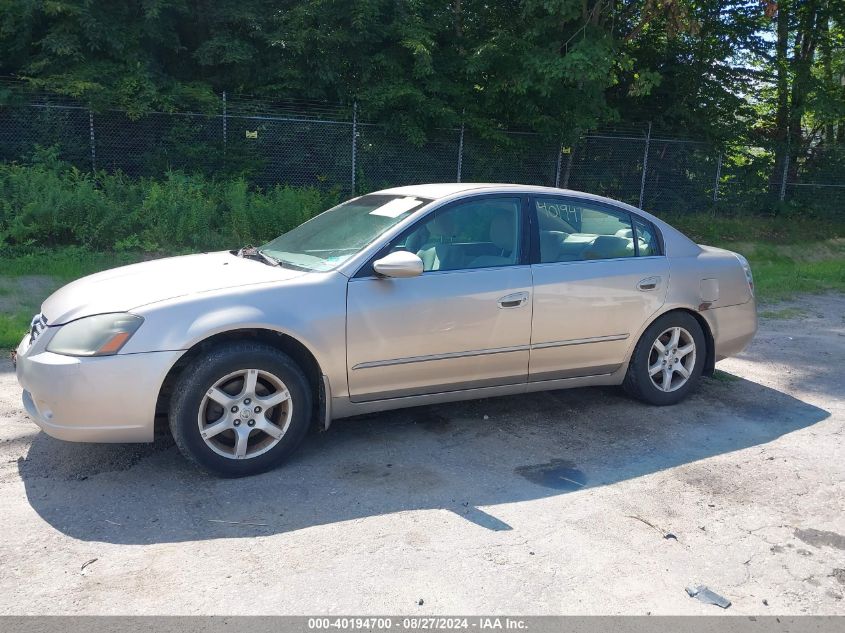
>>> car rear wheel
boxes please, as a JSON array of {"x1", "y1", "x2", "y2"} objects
[
  {"x1": 169, "y1": 342, "x2": 312, "y2": 477},
  {"x1": 623, "y1": 312, "x2": 706, "y2": 406}
]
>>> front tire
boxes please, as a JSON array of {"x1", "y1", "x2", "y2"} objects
[
  {"x1": 169, "y1": 342, "x2": 312, "y2": 477},
  {"x1": 623, "y1": 312, "x2": 706, "y2": 406}
]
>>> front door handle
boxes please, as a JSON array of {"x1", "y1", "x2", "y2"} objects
[
  {"x1": 637, "y1": 276, "x2": 661, "y2": 291},
  {"x1": 498, "y1": 291, "x2": 529, "y2": 308}
]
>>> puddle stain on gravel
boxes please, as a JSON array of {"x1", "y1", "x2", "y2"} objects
[
  {"x1": 412, "y1": 409, "x2": 451, "y2": 434},
  {"x1": 515, "y1": 459, "x2": 587, "y2": 491},
  {"x1": 795, "y1": 528, "x2": 845, "y2": 551}
]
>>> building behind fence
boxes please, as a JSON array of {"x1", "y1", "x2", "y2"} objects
[{"x1": 1, "y1": 84, "x2": 844, "y2": 216}]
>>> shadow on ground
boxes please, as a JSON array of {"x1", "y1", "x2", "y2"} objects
[{"x1": 19, "y1": 376, "x2": 828, "y2": 544}]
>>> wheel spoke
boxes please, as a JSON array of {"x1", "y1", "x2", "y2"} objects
[
  {"x1": 242, "y1": 369, "x2": 258, "y2": 397},
  {"x1": 662, "y1": 367, "x2": 674, "y2": 391},
  {"x1": 668, "y1": 327, "x2": 681, "y2": 350},
  {"x1": 201, "y1": 416, "x2": 232, "y2": 439},
  {"x1": 233, "y1": 427, "x2": 250, "y2": 458},
  {"x1": 652, "y1": 339, "x2": 666, "y2": 355},
  {"x1": 207, "y1": 387, "x2": 235, "y2": 408},
  {"x1": 648, "y1": 362, "x2": 663, "y2": 376},
  {"x1": 256, "y1": 419, "x2": 284, "y2": 439},
  {"x1": 676, "y1": 343, "x2": 694, "y2": 359},
  {"x1": 675, "y1": 364, "x2": 690, "y2": 379},
  {"x1": 259, "y1": 388, "x2": 290, "y2": 408}
]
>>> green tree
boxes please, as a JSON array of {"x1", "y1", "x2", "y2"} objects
[
  {"x1": 1, "y1": 0, "x2": 842, "y2": 154},
  {"x1": 765, "y1": 0, "x2": 845, "y2": 187}
]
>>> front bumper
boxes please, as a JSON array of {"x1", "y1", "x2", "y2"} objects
[{"x1": 16, "y1": 334, "x2": 183, "y2": 443}]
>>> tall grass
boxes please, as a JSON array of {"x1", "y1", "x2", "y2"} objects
[
  {"x1": 670, "y1": 214, "x2": 845, "y2": 300},
  {"x1": 0, "y1": 148, "x2": 340, "y2": 252},
  {"x1": 667, "y1": 211, "x2": 845, "y2": 245}
]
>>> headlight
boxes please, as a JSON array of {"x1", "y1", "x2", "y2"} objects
[{"x1": 47, "y1": 313, "x2": 144, "y2": 357}]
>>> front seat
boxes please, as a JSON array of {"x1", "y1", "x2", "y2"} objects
[
  {"x1": 539, "y1": 230, "x2": 569, "y2": 263},
  {"x1": 416, "y1": 213, "x2": 456, "y2": 271},
  {"x1": 468, "y1": 213, "x2": 517, "y2": 268}
]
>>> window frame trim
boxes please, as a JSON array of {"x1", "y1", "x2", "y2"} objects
[{"x1": 527, "y1": 194, "x2": 665, "y2": 265}]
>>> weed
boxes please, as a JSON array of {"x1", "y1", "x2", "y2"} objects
[{"x1": 759, "y1": 307, "x2": 809, "y2": 320}]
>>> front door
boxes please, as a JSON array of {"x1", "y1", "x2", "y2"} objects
[
  {"x1": 528, "y1": 196, "x2": 669, "y2": 381},
  {"x1": 346, "y1": 195, "x2": 533, "y2": 402}
]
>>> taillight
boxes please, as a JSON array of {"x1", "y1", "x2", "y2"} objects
[{"x1": 734, "y1": 252, "x2": 754, "y2": 297}]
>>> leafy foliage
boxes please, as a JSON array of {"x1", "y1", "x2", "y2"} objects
[
  {"x1": 0, "y1": 150, "x2": 339, "y2": 251},
  {"x1": 0, "y1": 1, "x2": 843, "y2": 206}
]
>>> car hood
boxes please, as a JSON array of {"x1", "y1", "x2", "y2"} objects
[{"x1": 42, "y1": 251, "x2": 308, "y2": 324}]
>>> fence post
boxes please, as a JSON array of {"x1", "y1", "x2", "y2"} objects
[
  {"x1": 456, "y1": 116, "x2": 465, "y2": 183},
  {"x1": 638, "y1": 121, "x2": 652, "y2": 209},
  {"x1": 779, "y1": 141, "x2": 790, "y2": 202},
  {"x1": 88, "y1": 110, "x2": 96, "y2": 171},
  {"x1": 222, "y1": 91, "x2": 227, "y2": 155},
  {"x1": 554, "y1": 139, "x2": 563, "y2": 188},
  {"x1": 562, "y1": 136, "x2": 575, "y2": 189},
  {"x1": 713, "y1": 152, "x2": 722, "y2": 202},
  {"x1": 351, "y1": 101, "x2": 358, "y2": 194}
]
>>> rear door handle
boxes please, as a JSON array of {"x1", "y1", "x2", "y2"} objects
[
  {"x1": 498, "y1": 291, "x2": 529, "y2": 308},
  {"x1": 637, "y1": 276, "x2": 661, "y2": 291}
]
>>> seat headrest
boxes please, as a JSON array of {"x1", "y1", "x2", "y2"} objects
[
  {"x1": 489, "y1": 214, "x2": 516, "y2": 251},
  {"x1": 429, "y1": 213, "x2": 455, "y2": 238}
]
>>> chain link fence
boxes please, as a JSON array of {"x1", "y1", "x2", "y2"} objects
[{"x1": 1, "y1": 84, "x2": 843, "y2": 216}]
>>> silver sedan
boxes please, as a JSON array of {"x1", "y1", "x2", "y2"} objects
[{"x1": 15, "y1": 184, "x2": 757, "y2": 476}]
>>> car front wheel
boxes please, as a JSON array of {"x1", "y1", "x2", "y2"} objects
[
  {"x1": 169, "y1": 342, "x2": 312, "y2": 477},
  {"x1": 623, "y1": 312, "x2": 706, "y2": 406}
]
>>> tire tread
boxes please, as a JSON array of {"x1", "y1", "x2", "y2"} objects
[
  {"x1": 623, "y1": 311, "x2": 706, "y2": 406},
  {"x1": 169, "y1": 341, "x2": 312, "y2": 477}
]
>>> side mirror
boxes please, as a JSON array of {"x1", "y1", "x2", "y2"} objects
[{"x1": 372, "y1": 250, "x2": 424, "y2": 278}]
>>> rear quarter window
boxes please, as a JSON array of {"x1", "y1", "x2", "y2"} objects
[{"x1": 632, "y1": 216, "x2": 662, "y2": 256}]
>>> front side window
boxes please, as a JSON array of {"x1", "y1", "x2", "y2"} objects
[
  {"x1": 262, "y1": 194, "x2": 430, "y2": 271},
  {"x1": 535, "y1": 198, "x2": 636, "y2": 262},
  {"x1": 390, "y1": 197, "x2": 522, "y2": 272}
]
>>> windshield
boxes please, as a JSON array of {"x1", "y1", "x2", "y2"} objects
[{"x1": 261, "y1": 194, "x2": 431, "y2": 271}]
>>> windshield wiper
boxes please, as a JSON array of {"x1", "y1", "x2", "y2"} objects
[{"x1": 235, "y1": 245, "x2": 279, "y2": 267}]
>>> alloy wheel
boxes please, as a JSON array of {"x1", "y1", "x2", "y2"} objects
[
  {"x1": 197, "y1": 368, "x2": 293, "y2": 460},
  {"x1": 647, "y1": 327, "x2": 697, "y2": 393}
]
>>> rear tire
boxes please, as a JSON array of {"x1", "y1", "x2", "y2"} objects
[
  {"x1": 169, "y1": 341, "x2": 312, "y2": 477},
  {"x1": 623, "y1": 312, "x2": 706, "y2": 406}
]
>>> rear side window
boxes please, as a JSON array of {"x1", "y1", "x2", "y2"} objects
[{"x1": 535, "y1": 198, "x2": 635, "y2": 262}]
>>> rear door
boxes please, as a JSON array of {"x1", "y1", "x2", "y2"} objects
[
  {"x1": 346, "y1": 195, "x2": 533, "y2": 401},
  {"x1": 528, "y1": 196, "x2": 669, "y2": 381}
]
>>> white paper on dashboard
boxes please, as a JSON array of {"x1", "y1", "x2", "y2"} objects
[{"x1": 369, "y1": 197, "x2": 423, "y2": 218}]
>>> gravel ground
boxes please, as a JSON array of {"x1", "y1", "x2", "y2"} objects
[{"x1": 0, "y1": 294, "x2": 843, "y2": 615}]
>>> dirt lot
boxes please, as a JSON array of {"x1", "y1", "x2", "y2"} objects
[{"x1": 0, "y1": 294, "x2": 843, "y2": 615}]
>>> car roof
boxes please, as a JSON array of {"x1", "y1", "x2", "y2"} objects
[
  {"x1": 376, "y1": 183, "x2": 632, "y2": 207},
  {"x1": 377, "y1": 183, "x2": 532, "y2": 199}
]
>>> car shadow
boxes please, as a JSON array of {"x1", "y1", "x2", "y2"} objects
[{"x1": 19, "y1": 375, "x2": 829, "y2": 544}]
